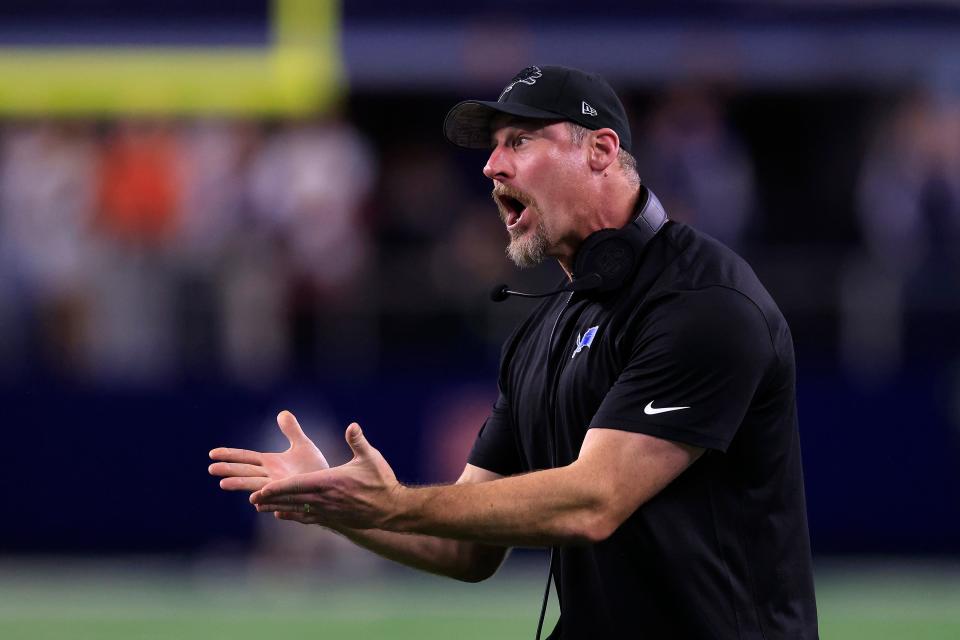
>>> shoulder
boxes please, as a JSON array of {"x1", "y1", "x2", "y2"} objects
[
  {"x1": 659, "y1": 223, "x2": 762, "y2": 293},
  {"x1": 644, "y1": 222, "x2": 788, "y2": 349},
  {"x1": 648, "y1": 286, "x2": 777, "y2": 364}
]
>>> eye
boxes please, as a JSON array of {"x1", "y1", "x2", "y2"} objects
[{"x1": 512, "y1": 135, "x2": 530, "y2": 149}]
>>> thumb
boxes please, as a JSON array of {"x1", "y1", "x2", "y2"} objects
[
  {"x1": 276, "y1": 410, "x2": 308, "y2": 447},
  {"x1": 345, "y1": 422, "x2": 370, "y2": 457}
]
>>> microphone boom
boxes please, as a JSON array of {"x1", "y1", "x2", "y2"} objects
[{"x1": 490, "y1": 273, "x2": 603, "y2": 302}]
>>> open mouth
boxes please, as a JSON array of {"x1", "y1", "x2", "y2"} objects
[{"x1": 497, "y1": 194, "x2": 529, "y2": 228}]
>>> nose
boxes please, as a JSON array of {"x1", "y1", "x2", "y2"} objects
[{"x1": 483, "y1": 145, "x2": 514, "y2": 181}]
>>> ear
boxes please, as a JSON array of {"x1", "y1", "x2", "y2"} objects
[{"x1": 587, "y1": 128, "x2": 620, "y2": 173}]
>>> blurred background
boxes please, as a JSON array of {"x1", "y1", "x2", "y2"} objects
[{"x1": 1, "y1": 0, "x2": 959, "y2": 638}]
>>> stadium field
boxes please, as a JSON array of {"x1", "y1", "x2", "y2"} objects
[{"x1": 0, "y1": 559, "x2": 958, "y2": 639}]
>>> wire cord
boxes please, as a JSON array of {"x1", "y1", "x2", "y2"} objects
[{"x1": 535, "y1": 548, "x2": 555, "y2": 640}]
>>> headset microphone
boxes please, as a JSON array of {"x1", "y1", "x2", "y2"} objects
[{"x1": 490, "y1": 273, "x2": 603, "y2": 302}]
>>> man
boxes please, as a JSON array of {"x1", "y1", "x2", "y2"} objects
[{"x1": 210, "y1": 65, "x2": 819, "y2": 639}]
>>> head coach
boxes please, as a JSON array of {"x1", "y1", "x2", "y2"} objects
[{"x1": 212, "y1": 65, "x2": 819, "y2": 639}]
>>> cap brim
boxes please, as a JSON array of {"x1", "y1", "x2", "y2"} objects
[{"x1": 443, "y1": 100, "x2": 566, "y2": 149}]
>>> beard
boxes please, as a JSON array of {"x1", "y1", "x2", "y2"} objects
[
  {"x1": 492, "y1": 184, "x2": 550, "y2": 268},
  {"x1": 506, "y1": 218, "x2": 549, "y2": 268}
]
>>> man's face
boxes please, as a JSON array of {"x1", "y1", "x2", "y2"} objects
[{"x1": 484, "y1": 117, "x2": 588, "y2": 268}]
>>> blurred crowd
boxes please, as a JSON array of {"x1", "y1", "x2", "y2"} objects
[
  {"x1": 0, "y1": 119, "x2": 371, "y2": 382},
  {"x1": 0, "y1": 85, "x2": 958, "y2": 387},
  {"x1": 844, "y1": 92, "x2": 960, "y2": 382},
  {"x1": 0, "y1": 116, "x2": 509, "y2": 384}
]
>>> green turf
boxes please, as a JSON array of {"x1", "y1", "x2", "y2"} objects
[
  {"x1": 815, "y1": 563, "x2": 960, "y2": 640},
  {"x1": 1, "y1": 559, "x2": 958, "y2": 639},
  {"x1": 0, "y1": 563, "x2": 559, "y2": 640}
]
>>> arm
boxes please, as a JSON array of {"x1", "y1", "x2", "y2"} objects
[
  {"x1": 253, "y1": 424, "x2": 703, "y2": 547},
  {"x1": 315, "y1": 465, "x2": 510, "y2": 583},
  {"x1": 380, "y1": 287, "x2": 771, "y2": 544},
  {"x1": 392, "y1": 428, "x2": 702, "y2": 545},
  {"x1": 209, "y1": 412, "x2": 508, "y2": 582}
]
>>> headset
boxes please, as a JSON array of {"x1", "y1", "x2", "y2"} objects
[{"x1": 491, "y1": 186, "x2": 668, "y2": 303}]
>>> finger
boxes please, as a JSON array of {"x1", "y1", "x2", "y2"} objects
[
  {"x1": 345, "y1": 422, "x2": 370, "y2": 458},
  {"x1": 209, "y1": 448, "x2": 263, "y2": 465},
  {"x1": 208, "y1": 462, "x2": 267, "y2": 478},
  {"x1": 219, "y1": 476, "x2": 270, "y2": 492},
  {"x1": 276, "y1": 410, "x2": 308, "y2": 447},
  {"x1": 256, "y1": 502, "x2": 314, "y2": 513},
  {"x1": 256, "y1": 469, "x2": 327, "y2": 499},
  {"x1": 257, "y1": 503, "x2": 294, "y2": 512},
  {"x1": 275, "y1": 511, "x2": 302, "y2": 522},
  {"x1": 251, "y1": 491, "x2": 319, "y2": 505},
  {"x1": 275, "y1": 511, "x2": 315, "y2": 525}
]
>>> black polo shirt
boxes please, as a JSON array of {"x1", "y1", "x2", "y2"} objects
[{"x1": 469, "y1": 221, "x2": 818, "y2": 639}]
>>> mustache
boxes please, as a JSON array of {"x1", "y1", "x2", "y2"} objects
[
  {"x1": 491, "y1": 184, "x2": 532, "y2": 207},
  {"x1": 491, "y1": 184, "x2": 534, "y2": 225}
]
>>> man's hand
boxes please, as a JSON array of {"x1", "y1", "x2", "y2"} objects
[
  {"x1": 250, "y1": 423, "x2": 402, "y2": 530},
  {"x1": 208, "y1": 410, "x2": 329, "y2": 494}
]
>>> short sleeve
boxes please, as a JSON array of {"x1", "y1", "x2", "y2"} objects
[
  {"x1": 590, "y1": 286, "x2": 775, "y2": 452},
  {"x1": 468, "y1": 390, "x2": 525, "y2": 476}
]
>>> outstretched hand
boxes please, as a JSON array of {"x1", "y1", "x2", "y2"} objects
[
  {"x1": 209, "y1": 410, "x2": 329, "y2": 494},
  {"x1": 250, "y1": 422, "x2": 403, "y2": 530}
]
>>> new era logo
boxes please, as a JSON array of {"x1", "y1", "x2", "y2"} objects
[{"x1": 581, "y1": 101, "x2": 598, "y2": 116}]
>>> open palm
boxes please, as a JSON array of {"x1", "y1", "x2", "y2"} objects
[{"x1": 209, "y1": 410, "x2": 329, "y2": 493}]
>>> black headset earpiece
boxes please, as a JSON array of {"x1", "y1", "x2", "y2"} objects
[
  {"x1": 572, "y1": 227, "x2": 639, "y2": 293},
  {"x1": 570, "y1": 186, "x2": 669, "y2": 294}
]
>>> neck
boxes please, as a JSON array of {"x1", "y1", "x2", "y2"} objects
[{"x1": 557, "y1": 179, "x2": 642, "y2": 278}]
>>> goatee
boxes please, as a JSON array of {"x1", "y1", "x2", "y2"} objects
[{"x1": 506, "y1": 219, "x2": 549, "y2": 268}]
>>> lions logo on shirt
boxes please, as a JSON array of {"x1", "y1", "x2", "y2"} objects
[{"x1": 571, "y1": 325, "x2": 599, "y2": 359}]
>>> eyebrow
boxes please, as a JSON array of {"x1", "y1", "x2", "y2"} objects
[{"x1": 489, "y1": 117, "x2": 549, "y2": 147}]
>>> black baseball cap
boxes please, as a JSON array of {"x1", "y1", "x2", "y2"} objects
[{"x1": 443, "y1": 65, "x2": 632, "y2": 153}]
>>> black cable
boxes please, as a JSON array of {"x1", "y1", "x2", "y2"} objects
[
  {"x1": 535, "y1": 547, "x2": 555, "y2": 640},
  {"x1": 537, "y1": 292, "x2": 574, "y2": 640}
]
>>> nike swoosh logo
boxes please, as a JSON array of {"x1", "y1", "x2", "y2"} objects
[{"x1": 644, "y1": 401, "x2": 690, "y2": 415}]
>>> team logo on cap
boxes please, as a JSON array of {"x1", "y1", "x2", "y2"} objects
[{"x1": 498, "y1": 66, "x2": 543, "y2": 101}]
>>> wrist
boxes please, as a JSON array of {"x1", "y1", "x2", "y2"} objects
[{"x1": 381, "y1": 483, "x2": 418, "y2": 532}]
